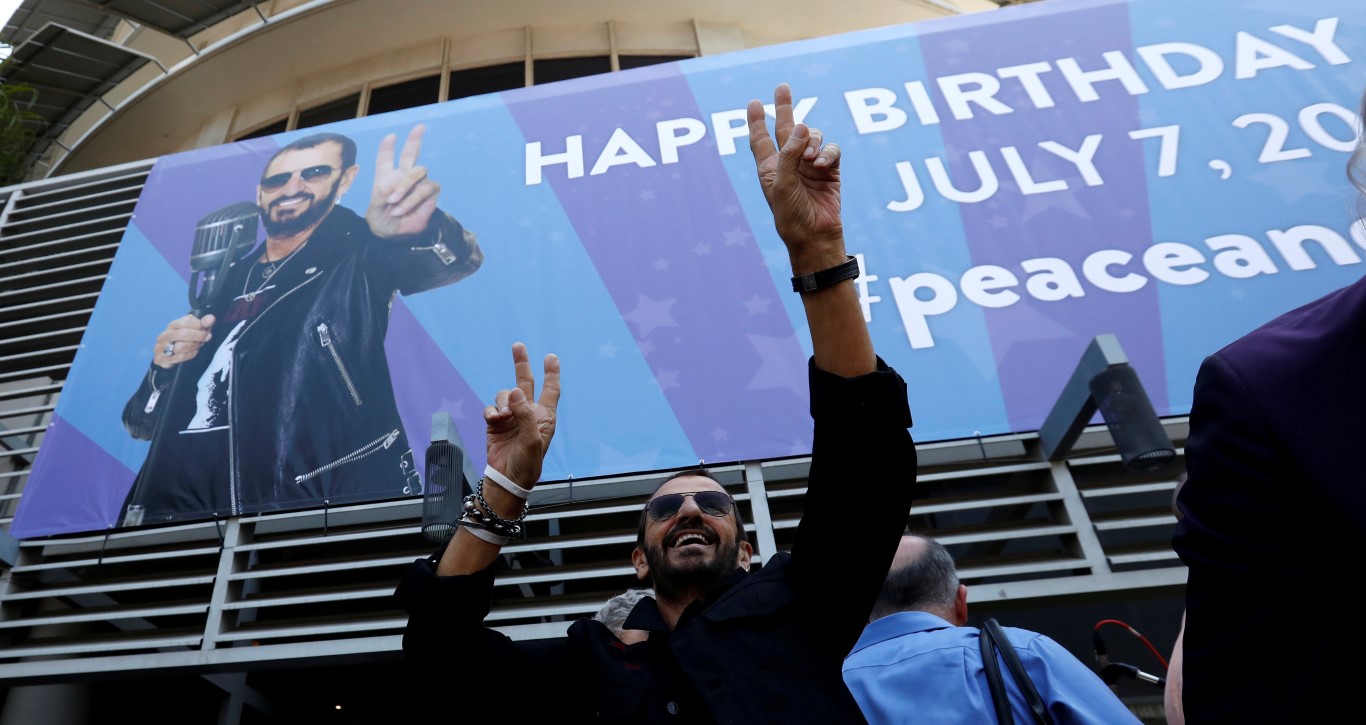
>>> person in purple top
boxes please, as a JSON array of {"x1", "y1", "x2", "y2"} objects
[{"x1": 1172, "y1": 91, "x2": 1366, "y2": 722}]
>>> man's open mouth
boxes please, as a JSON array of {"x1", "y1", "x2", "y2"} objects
[{"x1": 668, "y1": 530, "x2": 716, "y2": 549}]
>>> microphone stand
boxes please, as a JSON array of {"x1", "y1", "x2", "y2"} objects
[{"x1": 122, "y1": 204, "x2": 259, "y2": 527}]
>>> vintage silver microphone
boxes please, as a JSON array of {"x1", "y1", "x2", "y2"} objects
[{"x1": 188, "y1": 202, "x2": 260, "y2": 316}]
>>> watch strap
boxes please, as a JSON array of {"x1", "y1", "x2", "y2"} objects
[{"x1": 791, "y1": 255, "x2": 860, "y2": 293}]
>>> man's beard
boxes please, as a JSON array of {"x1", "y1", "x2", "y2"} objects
[
  {"x1": 259, "y1": 178, "x2": 341, "y2": 237},
  {"x1": 643, "y1": 528, "x2": 741, "y2": 601}
]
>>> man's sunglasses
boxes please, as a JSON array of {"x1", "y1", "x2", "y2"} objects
[
  {"x1": 260, "y1": 164, "x2": 336, "y2": 191},
  {"x1": 645, "y1": 491, "x2": 735, "y2": 522}
]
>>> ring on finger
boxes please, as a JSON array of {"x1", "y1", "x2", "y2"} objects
[{"x1": 162, "y1": 342, "x2": 175, "y2": 357}]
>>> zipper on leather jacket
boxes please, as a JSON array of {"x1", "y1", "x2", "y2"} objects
[
  {"x1": 143, "y1": 368, "x2": 169, "y2": 414},
  {"x1": 294, "y1": 428, "x2": 400, "y2": 484},
  {"x1": 318, "y1": 322, "x2": 362, "y2": 407}
]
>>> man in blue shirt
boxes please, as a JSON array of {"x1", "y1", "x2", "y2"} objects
[{"x1": 843, "y1": 534, "x2": 1140, "y2": 724}]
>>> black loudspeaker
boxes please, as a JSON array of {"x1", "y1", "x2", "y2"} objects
[
  {"x1": 1088, "y1": 364, "x2": 1176, "y2": 471},
  {"x1": 422, "y1": 413, "x2": 473, "y2": 544}
]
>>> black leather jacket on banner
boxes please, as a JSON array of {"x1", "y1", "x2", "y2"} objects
[{"x1": 121, "y1": 205, "x2": 481, "y2": 523}]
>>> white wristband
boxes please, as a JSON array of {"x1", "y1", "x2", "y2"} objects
[
  {"x1": 484, "y1": 464, "x2": 533, "y2": 500},
  {"x1": 460, "y1": 522, "x2": 510, "y2": 547}
]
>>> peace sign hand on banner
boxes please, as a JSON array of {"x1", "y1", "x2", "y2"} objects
[{"x1": 367, "y1": 124, "x2": 442, "y2": 238}]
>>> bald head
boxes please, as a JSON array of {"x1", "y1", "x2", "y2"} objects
[{"x1": 869, "y1": 534, "x2": 960, "y2": 622}]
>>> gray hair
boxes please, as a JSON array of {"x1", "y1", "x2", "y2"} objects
[
  {"x1": 1350, "y1": 91, "x2": 1366, "y2": 212},
  {"x1": 869, "y1": 534, "x2": 959, "y2": 621},
  {"x1": 594, "y1": 587, "x2": 655, "y2": 636}
]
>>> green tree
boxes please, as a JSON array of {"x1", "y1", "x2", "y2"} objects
[{"x1": 0, "y1": 65, "x2": 45, "y2": 186}]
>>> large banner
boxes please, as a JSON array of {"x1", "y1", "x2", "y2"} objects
[{"x1": 14, "y1": 0, "x2": 1366, "y2": 537}]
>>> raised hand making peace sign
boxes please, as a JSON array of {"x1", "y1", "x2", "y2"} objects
[{"x1": 367, "y1": 124, "x2": 442, "y2": 238}]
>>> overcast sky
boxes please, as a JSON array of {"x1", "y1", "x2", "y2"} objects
[{"x1": 0, "y1": 0, "x2": 22, "y2": 60}]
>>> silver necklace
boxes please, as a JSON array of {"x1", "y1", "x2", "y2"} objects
[{"x1": 241, "y1": 241, "x2": 307, "y2": 302}]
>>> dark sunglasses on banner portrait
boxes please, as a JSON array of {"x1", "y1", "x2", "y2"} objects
[
  {"x1": 260, "y1": 164, "x2": 336, "y2": 190},
  {"x1": 645, "y1": 491, "x2": 735, "y2": 522}
]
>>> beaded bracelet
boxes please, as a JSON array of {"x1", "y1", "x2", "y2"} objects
[{"x1": 460, "y1": 484, "x2": 526, "y2": 539}]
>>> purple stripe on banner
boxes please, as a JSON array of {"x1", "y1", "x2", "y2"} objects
[
  {"x1": 919, "y1": 3, "x2": 1166, "y2": 429},
  {"x1": 504, "y1": 67, "x2": 812, "y2": 462},
  {"x1": 135, "y1": 140, "x2": 279, "y2": 280},
  {"x1": 385, "y1": 297, "x2": 487, "y2": 480},
  {"x1": 11, "y1": 416, "x2": 134, "y2": 539}
]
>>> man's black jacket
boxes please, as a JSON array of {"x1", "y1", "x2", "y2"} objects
[{"x1": 397, "y1": 360, "x2": 915, "y2": 723}]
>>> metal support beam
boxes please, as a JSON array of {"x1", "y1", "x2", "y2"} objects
[
  {"x1": 0, "y1": 530, "x2": 19, "y2": 569},
  {"x1": 1039, "y1": 334, "x2": 1128, "y2": 460},
  {"x1": 743, "y1": 462, "x2": 777, "y2": 560}
]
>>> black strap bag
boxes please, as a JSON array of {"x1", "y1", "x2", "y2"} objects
[{"x1": 979, "y1": 618, "x2": 1060, "y2": 725}]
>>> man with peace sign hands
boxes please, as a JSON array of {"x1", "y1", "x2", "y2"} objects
[
  {"x1": 397, "y1": 83, "x2": 914, "y2": 724},
  {"x1": 121, "y1": 127, "x2": 482, "y2": 524}
]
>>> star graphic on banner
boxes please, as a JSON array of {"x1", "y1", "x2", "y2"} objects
[
  {"x1": 660, "y1": 97, "x2": 675, "y2": 108},
  {"x1": 599, "y1": 342, "x2": 618, "y2": 358},
  {"x1": 973, "y1": 305, "x2": 1074, "y2": 382},
  {"x1": 645, "y1": 109, "x2": 663, "y2": 120},
  {"x1": 549, "y1": 230, "x2": 565, "y2": 242},
  {"x1": 623, "y1": 294, "x2": 679, "y2": 338},
  {"x1": 692, "y1": 242, "x2": 713, "y2": 256},
  {"x1": 788, "y1": 438, "x2": 812, "y2": 456},
  {"x1": 711, "y1": 428, "x2": 728, "y2": 443},
  {"x1": 1019, "y1": 180, "x2": 1091, "y2": 223},
  {"x1": 945, "y1": 38, "x2": 970, "y2": 54},
  {"x1": 518, "y1": 217, "x2": 533, "y2": 227},
  {"x1": 638, "y1": 339, "x2": 656, "y2": 356},
  {"x1": 1245, "y1": 159, "x2": 1338, "y2": 206},
  {"x1": 639, "y1": 189, "x2": 656, "y2": 202},
  {"x1": 723, "y1": 204, "x2": 741, "y2": 216},
  {"x1": 745, "y1": 333, "x2": 809, "y2": 399},
  {"x1": 723, "y1": 228, "x2": 751, "y2": 246},
  {"x1": 988, "y1": 215, "x2": 1009, "y2": 229},
  {"x1": 805, "y1": 62, "x2": 830, "y2": 77},
  {"x1": 742, "y1": 294, "x2": 771, "y2": 315},
  {"x1": 1118, "y1": 208, "x2": 1138, "y2": 219},
  {"x1": 439, "y1": 397, "x2": 466, "y2": 420},
  {"x1": 600, "y1": 444, "x2": 662, "y2": 473},
  {"x1": 654, "y1": 258, "x2": 670, "y2": 271},
  {"x1": 655, "y1": 368, "x2": 681, "y2": 392}
]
